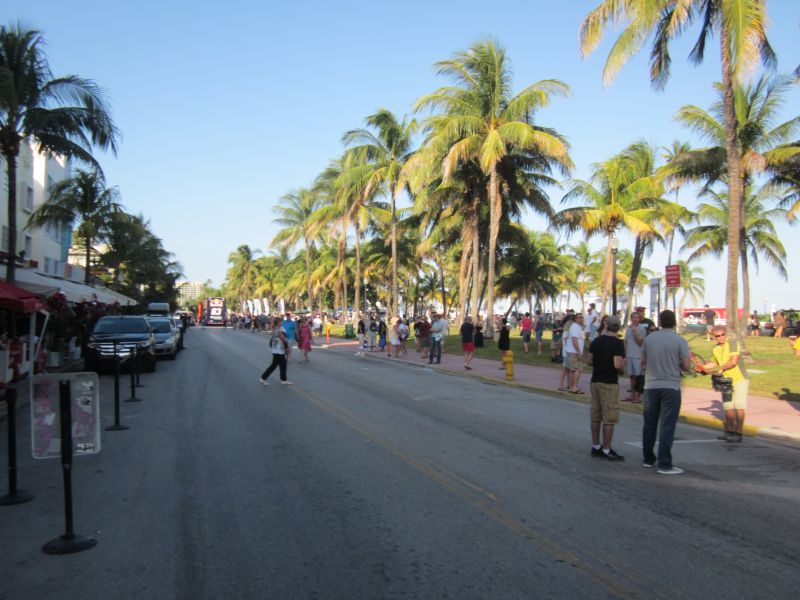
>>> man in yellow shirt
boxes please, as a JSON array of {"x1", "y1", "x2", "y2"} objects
[
  {"x1": 698, "y1": 326, "x2": 748, "y2": 442},
  {"x1": 791, "y1": 336, "x2": 800, "y2": 358}
]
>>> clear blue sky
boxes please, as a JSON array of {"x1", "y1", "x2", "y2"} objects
[{"x1": 5, "y1": 1, "x2": 799, "y2": 311}]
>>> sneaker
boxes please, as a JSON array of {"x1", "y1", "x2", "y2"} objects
[
  {"x1": 603, "y1": 449, "x2": 625, "y2": 461},
  {"x1": 590, "y1": 447, "x2": 604, "y2": 458},
  {"x1": 259, "y1": 378, "x2": 269, "y2": 386},
  {"x1": 717, "y1": 433, "x2": 735, "y2": 442},
  {"x1": 731, "y1": 432, "x2": 743, "y2": 443},
  {"x1": 657, "y1": 466, "x2": 684, "y2": 475},
  {"x1": 642, "y1": 462, "x2": 655, "y2": 468},
  {"x1": 281, "y1": 380, "x2": 293, "y2": 385}
]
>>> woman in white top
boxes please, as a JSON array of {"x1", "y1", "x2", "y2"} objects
[
  {"x1": 259, "y1": 317, "x2": 292, "y2": 385},
  {"x1": 389, "y1": 318, "x2": 402, "y2": 357}
]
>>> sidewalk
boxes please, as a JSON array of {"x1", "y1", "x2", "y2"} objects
[{"x1": 322, "y1": 337, "x2": 800, "y2": 445}]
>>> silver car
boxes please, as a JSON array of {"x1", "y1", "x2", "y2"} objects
[{"x1": 148, "y1": 317, "x2": 178, "y2": 360}]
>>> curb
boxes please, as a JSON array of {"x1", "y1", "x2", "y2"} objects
[{"x1": 330, "y1": 342, "x2": 800, "y2": 447}]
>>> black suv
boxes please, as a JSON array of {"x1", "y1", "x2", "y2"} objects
[{"x1": 84, "y1": 316, "x2": 157, "y2": 373}]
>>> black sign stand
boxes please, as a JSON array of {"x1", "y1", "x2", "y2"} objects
[
  {"x1": 134, "y1": 346, "x2": 144, "y2": 388},
  {"x1": 42, "y1": 381, "x2": 96, "y2": 554},
  {"x1": 0, "y1": 387, "x2": 34, "y2": 505},
  {"x1": 105, "y1": 344, "x2": 129, "y2": 431}
]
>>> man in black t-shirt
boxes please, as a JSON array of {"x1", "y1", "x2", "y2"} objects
[
  {"x1": 703, "y1": 305, "x2": 716, "y2": 341},
  {"x1": 587, "y1": 315, "x2": 626, "y2": 461}
]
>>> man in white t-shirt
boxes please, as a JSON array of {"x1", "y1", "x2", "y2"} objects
[
  {"x1": 567, "y1": 313, "x2": 586, "y2": 394},
  {"x1": 585, "y1": 303, "x2": 599, "y2": 342},
  {"x1": 624, "y1": 311, "x2": 648, "y2": 403}
]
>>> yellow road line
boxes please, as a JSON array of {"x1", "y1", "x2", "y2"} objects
[{"x1": 290, "y1": 385, "x2": 677, "y2": 600}]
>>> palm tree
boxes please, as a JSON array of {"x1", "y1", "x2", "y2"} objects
[
  {"x1": 26, "y1": 168, "x2": 121, "y2": 283},
  {"x1": 556, "y1": 145, "x2": 658, "y2": 313},
  {"x1": 97, "y1": 211, "x2": 150, "y2": 288},
  {"x1": 271, "y1": 187, "x2": 323, "y2": 311},
  {"x1": 496, "y1": 228, "x2": 561, "y2": 312},
  {"x1": 676, "y1": 260, "x2": 706, "y2": 318},
  {"x1": 226, "y1": 245, "x2": 262, "y2": 308},
  {"x1": 580, "y1": 0, "x2": 775, "y2": 343},
  {"x1": 342, "y1": 109, "x2": 416, "y2": 317},
  {"x1": 682, "y1": 183, "x2": 787, "y2": 328},
  {"x1": 414, "y1": 39, "x2": 572, "y2": 334},
  {"x1": 0, "y1": 25, "x2": 119, "y2": 282}
]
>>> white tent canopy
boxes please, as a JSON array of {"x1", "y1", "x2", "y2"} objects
[{"x1": 0, "y1": 266, "x2": 137, "y2": 306}]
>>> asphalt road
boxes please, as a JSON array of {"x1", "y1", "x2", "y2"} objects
[{"x1": 2, "y1": 326, "x2": 799, "y2": 600}]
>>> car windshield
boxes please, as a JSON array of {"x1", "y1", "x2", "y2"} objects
[
  {"x1": 149, "y1": 320, "x2": 173, "y2": 333},
  {"x1": 94, "y1": 319, "x2": 149, "y2": 334}
]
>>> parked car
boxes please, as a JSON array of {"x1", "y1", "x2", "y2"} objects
[
  {"x1": 149, "y1": 317, "x2": 179, "y2": 359},
  {"x1": 169, "y1": 314, "x2": 185, "y2": 350},
  {"x1": 84, "y1": 316, "x2": 157, "y2": 373}
]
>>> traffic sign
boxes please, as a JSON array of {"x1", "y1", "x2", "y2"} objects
[{"x1": 665, "y1": 264, "x2": 681, "y2": 288}]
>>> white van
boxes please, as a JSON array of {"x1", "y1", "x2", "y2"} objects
[{"x1": 147, "y1": 302, "x2": 170, "y2": 316}]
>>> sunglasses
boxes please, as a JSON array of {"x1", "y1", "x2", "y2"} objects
[{"x1": 714, "y1": 334, "x2": 726, "y2": 338}]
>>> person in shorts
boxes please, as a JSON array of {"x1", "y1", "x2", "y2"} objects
[
  {"x1": 588, "y1": 315, "x2": 626, "y2": 460},
  {"x1": 624, "y1": 311, "x2": 647, "y2": 403},
  {"x1": 519, "y1": 312, "x2": 533, "y2": 353},
  {"x1": 703, "y1": 305, "x2": 716, "y2": 341},
  {"x1": 696, "y1": 326, "x2": 749, "y2": 443},
  {"x1": 460, "y1": 315, "x2": 475, "y2": 369}
]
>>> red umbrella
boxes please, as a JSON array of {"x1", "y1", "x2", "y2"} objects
[{"x1": 0, "y1": 281, "x2": 44, "y2": 313}]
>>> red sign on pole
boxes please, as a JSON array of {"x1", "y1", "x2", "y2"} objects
[{"x1": 665, "y1": 264, "x2": 681, "y2": 288}]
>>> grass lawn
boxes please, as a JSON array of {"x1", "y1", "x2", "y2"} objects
[{"x1": 326, "y1": 323, "x2": 798, "y2": 401}]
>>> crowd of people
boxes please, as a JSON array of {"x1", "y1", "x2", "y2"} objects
[{"x1": 246, "y1": 302, "x2": 799, "y2": 474}]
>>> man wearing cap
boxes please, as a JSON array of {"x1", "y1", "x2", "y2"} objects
[{"x1": 588, "y1": 315, "x2": 626, "y2": 460}]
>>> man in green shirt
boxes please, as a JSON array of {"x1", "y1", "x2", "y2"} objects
[{"x1": 698, "y1": 326, "x2": 748, "y2": 443}]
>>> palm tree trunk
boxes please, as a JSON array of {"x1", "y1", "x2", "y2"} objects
[
  {"x1": 599, "y1": 235, "x2": 613, "y2": 315},
  {"x1": 305, "y1": 236, "x2": 313, "y2": 311},
  {"x1": 625, "y1": 236, "x2": 646, "y2": 323},
  {"x1": 439, "y1": 259, "x2": 447, "y2": 316},
  {"x1": 485, "y1": 164, "x2": 500, "y2": 336},
  {"x1": 85, "y1": 239, "x2": 92, "y2": 284},
  {"x1": 721, "y1": 21, "x2": 743, "y2": 347},
  {"x1": 459, "y1": 243, "x2": 471, "y2": 323},
  {"x1": 739, "y1": 247, "x2": 751, "y2": 354},
  {"x1": 353, "y1": 223, "x2": 361, "y2": 325},
  {"x1": 1, "y1": 138, "x2": 20, "y2": 283},
  {"x1": 390, "y1": 185, "x2": 399, "y2": 318},
  {"x1": 470, "y1": 196, "x2": 481, "y2": 319},
  {"x1": 338, "y1": 230, "x2": 347, "y2": 322}
]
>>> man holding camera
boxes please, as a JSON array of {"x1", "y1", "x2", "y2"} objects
[{"x1": 696, "y1": 325, "x2": 748, "y2": 443}]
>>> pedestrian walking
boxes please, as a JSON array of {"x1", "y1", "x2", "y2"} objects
[
  {"x1": 260, "y1": 317, "x2": 292, "y2": 385},
  {"x1": 588, "y1": 315, "x2": 626, "y2": 460},
  {"x1": 281, "y1": 312, "x2": 296, "y2": 361},
  {"x1": 641, "y1": 310, "x2": 692, "y2": 475},
  {"x1": 298, "y1": 317, "x2": 313, "y2": 362},
  {"x1": 460, "y1": 315, "x2": 475, "y2": 369}
]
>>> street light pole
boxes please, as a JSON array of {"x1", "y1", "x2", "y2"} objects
[
  {"x1": 363, "y1": 277, "x2": 368, "y2": 316},
  {"x1": 610, "y1": 235, "x2": 620, "y2": 317}
]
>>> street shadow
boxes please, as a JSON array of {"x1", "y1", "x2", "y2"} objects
[
  {"x1": 773, "y1": 388, "x2": 800, "y2": 412},
  {"x1": 697, "y1": 397, "x2": 725, "y2": 420}
]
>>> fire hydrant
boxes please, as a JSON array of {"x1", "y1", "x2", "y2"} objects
[{"x1": 503, "y1": 350, "x2": 514, "y2": 381}]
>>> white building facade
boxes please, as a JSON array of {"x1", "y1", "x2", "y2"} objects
[{"x1": 0, "y1": 139, "x2": 76, "y2": 277}]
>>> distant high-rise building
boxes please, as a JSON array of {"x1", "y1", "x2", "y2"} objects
[{"x1": 177, "y1": 281, "x2": 205, "y2": 306}]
